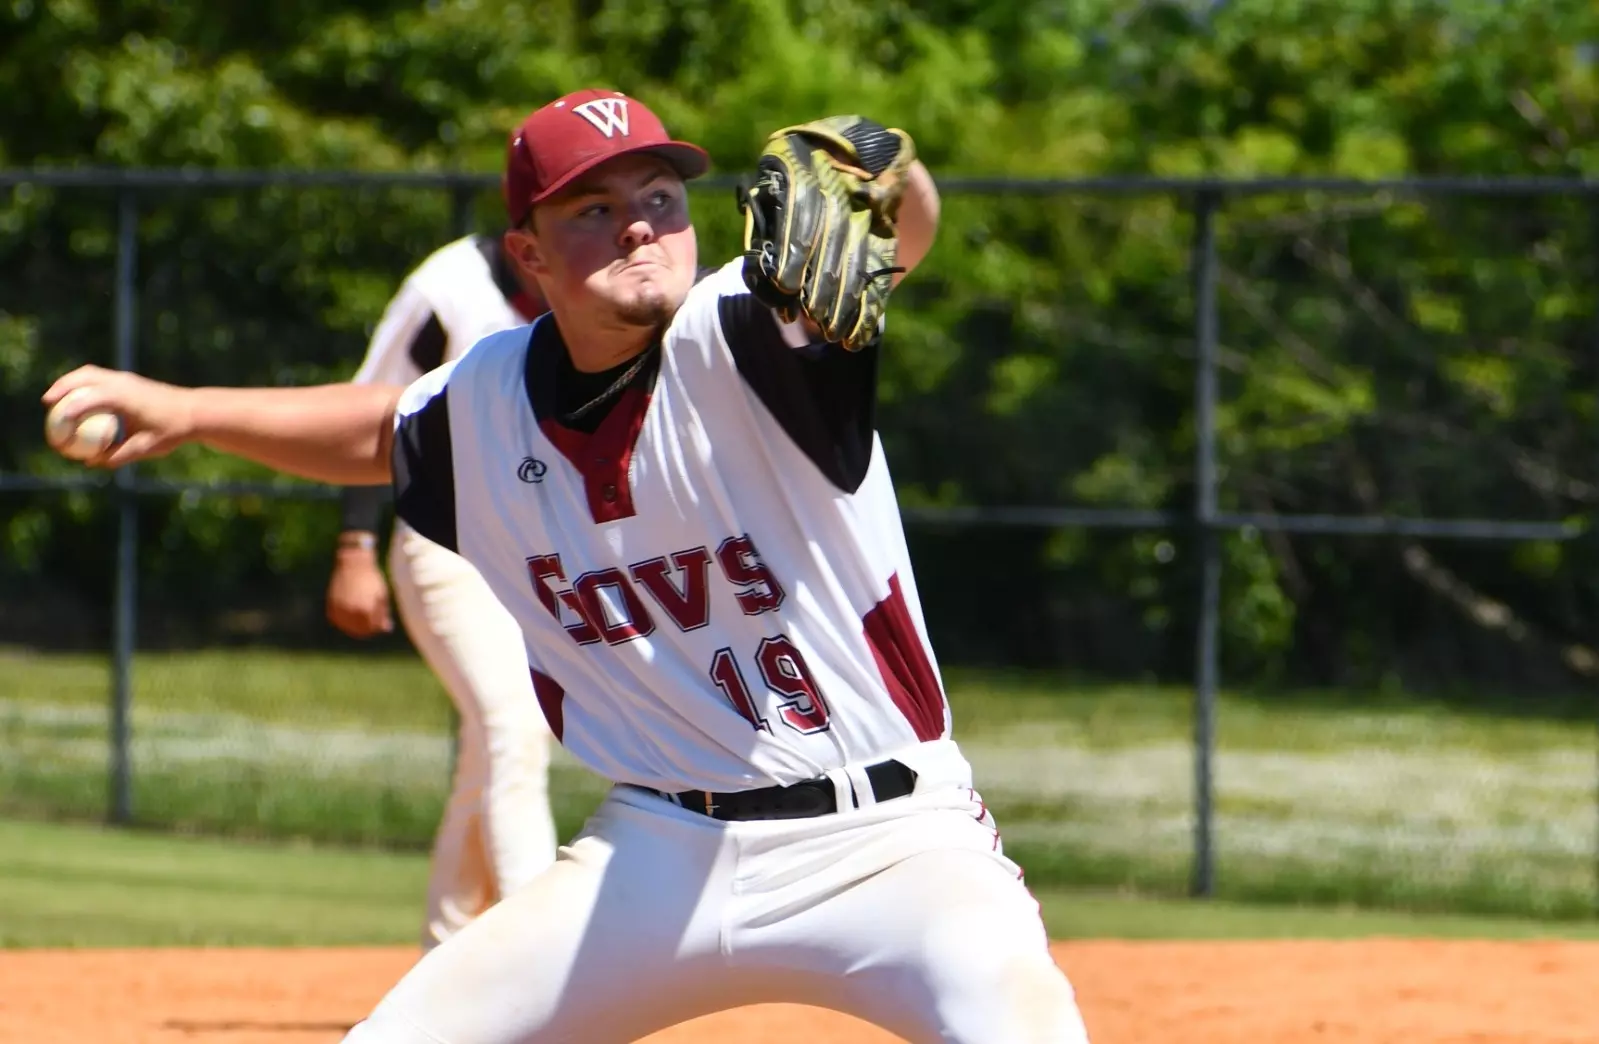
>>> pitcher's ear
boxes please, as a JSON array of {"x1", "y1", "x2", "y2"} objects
[{"x1": 503, "y1": 225, "x2": 548, "y2": 276}]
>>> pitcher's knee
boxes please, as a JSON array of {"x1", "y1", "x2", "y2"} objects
[
  {"x1": 960, "y1": 957, "x2": 1088, "y2": 1043},
  {"x1": 928, "y1": 953, "x2": 1088, "y2": 1043},
  {"x1": 920, "y1": 902, "x2": 1090, "y2": 1043}
]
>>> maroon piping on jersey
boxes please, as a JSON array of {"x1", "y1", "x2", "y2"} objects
[
  {"x1": 530, "y1": 669, "x2": 566, "y2": 742},
  {"x1": 862, "y1": 573, "x2": 948, "y2": 742},
  {"x1": 537, "y1": 382, "x2": 652, "y2": 524}
]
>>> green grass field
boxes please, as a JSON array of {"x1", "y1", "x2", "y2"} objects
[
  {"x1": 4, "y1": 818, "x2": 1598, "y2": 949},
  {"x1": 2, "y1": 646, "x2": 1596, "y2": 920}
]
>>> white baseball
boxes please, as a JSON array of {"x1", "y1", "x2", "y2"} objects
[{"x1": 45, "y1": 387, "x2": 123, "y2": 462}]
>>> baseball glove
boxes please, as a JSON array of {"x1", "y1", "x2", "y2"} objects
[{"x1": 737, "y1": 115, "x2": 917, "y2": 352}]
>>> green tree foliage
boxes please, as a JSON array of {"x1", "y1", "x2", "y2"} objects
[{"x1": 1, "y1": 0, "x2": 1596, "y2": 693}]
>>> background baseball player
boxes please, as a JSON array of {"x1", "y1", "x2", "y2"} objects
[
  {"x1": 324, "y1": 229, "x2": 559, "y2": 951},
  {"x1": 43, "y1": 89, "x2": 1093, "y2": 1043}
]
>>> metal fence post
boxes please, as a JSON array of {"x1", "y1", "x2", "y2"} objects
[
  {"x1": 108, "y1": 190, "x2": 139, "y2": 826},
  {"x1": 1191, "y1": 190, "x2": 1222, "y2": 898},
  {"x1": 1592, "y1": 195, "x2": 1599, "y2": 919}
]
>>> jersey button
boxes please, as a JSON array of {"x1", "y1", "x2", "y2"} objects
[{"x1": 601, "y1": 483, "x2": 618, "y2": 503}]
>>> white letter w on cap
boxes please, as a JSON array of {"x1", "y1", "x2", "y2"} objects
[{"x1": 572, "y1": 99, "x2": 630, "y2": 138}]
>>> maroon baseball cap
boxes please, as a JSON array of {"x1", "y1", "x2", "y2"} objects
[{"x1": 502, "y1": 89, "x2": 710, "y2": 226}]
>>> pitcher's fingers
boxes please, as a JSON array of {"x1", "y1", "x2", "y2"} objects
[
  {"x1": 42, "y1": 365, "x2": 110, "y2": 406},
  {"x1": 43, "y1": 383, "x2": 117, "y2": 426},
  {"x1": 98, "y1": 430, "x2": 157, "y2": 470}
]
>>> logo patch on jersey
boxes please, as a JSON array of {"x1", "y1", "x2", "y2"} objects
[
  {"x1": 518, "y1": 457, "x2": 548, "y2": 484},
  {"x1": 572, "y1": 98, "x2": 630, "y2": 139}
]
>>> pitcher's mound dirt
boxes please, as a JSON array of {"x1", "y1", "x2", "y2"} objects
[{"x1": 2, "y1": 940, "x2": 1595, "y2": 1043}]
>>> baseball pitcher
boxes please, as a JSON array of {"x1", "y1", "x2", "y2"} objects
[
  {"x1": 324, "y1": 232, "x2": 559, "y2": 951},
  {"x1": 45, "y1": 89, "x2": 1094, "y2": 1043}
]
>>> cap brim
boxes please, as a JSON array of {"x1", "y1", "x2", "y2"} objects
[{"x1": 528, "y1": 141, "x2": 711, "y2": 206}]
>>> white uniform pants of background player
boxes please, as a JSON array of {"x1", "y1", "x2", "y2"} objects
[
  {"x1": 387, "y1": 521, "x2": 559, "y2": 951},
  {"x1": 343, "y1": 739, "x2": 1092, "y2": 1043}
]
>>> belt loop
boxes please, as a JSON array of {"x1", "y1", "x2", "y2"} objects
[
  {"x1": 821, "y1": 766, "x2": 858, "y2": 810},
  {"x1": 843, "y1": 764, "x2": 878, "y2": 809}
]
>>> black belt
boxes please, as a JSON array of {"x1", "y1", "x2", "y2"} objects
[{"x1": 658, "y1": 759, "x2": 918, "y2": 821}]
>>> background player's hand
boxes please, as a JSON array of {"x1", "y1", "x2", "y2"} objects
[
  {"x1": 41, "y1": 365, "x2": 197, "y2": 468},
  {"x1": 326, "y1": 545, "x2": 394, "y2": 638}
]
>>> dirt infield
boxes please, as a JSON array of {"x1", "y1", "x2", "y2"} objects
[{"x1": 3, "y1": 940, "x2": 1596, "y2": 1043}]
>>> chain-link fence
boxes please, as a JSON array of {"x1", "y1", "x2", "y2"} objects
[{"x1": 1, "y1": 171, "x2": 1595, "y2": 918}]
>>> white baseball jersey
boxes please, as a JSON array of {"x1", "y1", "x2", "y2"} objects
[
  {"x1": 351, "y1": 234, "x2": 539, "y2": 389},
  {"x1": 391, "y1": 258, "x2": 951, "y2": 793}
]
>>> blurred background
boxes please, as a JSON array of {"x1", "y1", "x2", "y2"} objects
[{"x1": 2, "y1": 0, "x2": 1597, "y2": 924}]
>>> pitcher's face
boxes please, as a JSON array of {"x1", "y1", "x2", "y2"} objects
[{"x1": 508, "y1": 154, "x2": 698, "y2": 330}]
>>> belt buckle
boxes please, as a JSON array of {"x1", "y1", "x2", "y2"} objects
[{"x1": 702, "y1": 790, "x2": 720, "y2": 817}]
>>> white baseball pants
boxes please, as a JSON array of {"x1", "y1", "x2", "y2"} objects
[
  {"x1": 388, "y1": 521, "x2": 559, "y2": 951},
  {"x1": 342, "y1": 739, "x2": 1092, "y2": 1043}
]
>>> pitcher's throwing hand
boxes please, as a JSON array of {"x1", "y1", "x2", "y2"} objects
[{"x1": 42, "y1": 365, "x2": 196, "y2": 468}]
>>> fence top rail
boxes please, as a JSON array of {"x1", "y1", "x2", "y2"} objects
[{"x1": 4, "y1": 168, "x2": 1599, "y2": 196}]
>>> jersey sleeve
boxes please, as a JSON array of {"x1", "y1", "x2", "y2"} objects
[
  {"x1": 391, "y1": 359, "x2": 462, "y2": 553},
  {"x1": 703, "y1": 260, "x2": 881, "y2": 494}
]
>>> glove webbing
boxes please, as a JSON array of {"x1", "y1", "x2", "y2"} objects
[{"x1": 835, "y1": 123, "x2": 904, "y2": 178}]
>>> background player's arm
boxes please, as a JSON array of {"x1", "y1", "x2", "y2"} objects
[
  {"x1": 41, "y1": 366, "x2": 403, "y2": 485},
  {"x1": 327, "y1": 487, "x2": 395, "y2": 638}
]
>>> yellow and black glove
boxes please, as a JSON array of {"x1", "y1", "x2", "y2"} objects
[{"x1": 737, "y1": 115, "x2": 916, "y2": 352}]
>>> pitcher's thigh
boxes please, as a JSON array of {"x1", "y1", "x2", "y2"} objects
[
  {"x1": 343, "y1": 828, "x2": 732, "y2": 1044},
  {"x1": 832, "y1": 851, "x2": 1091, "y2": 1044}
]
